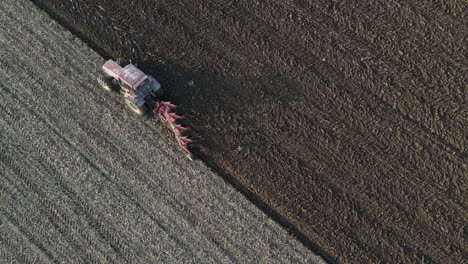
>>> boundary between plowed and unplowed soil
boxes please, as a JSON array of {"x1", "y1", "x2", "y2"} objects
[
  {"x1": 30, "y1": 1, "x2": 466, "y2": 263},
  {"x1": 29, "y1": 2, "x2": 337, "y2": 263}
]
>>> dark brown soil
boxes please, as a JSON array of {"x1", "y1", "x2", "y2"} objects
[{"x1": 31, "y1": 0, "x2": 467, "y2": 263}]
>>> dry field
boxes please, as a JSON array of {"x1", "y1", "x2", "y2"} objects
[
  {"x1": 0, "y1": 0, "x2": 325, "y2": 263},
  {"x1": 30, "y1": 0, "x2": 467, "y2": 263}
]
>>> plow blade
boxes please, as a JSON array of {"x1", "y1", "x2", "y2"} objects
[{"x1": 153, "y1": 100, "x2": 194, "y2": 159}]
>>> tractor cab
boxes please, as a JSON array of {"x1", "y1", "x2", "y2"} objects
[
  {"x1": 102, "y1": 60, "x2": 146, "y2": 90},
  {"x1": 119, "y1": 64, "x2": 147, "y2": 90},
  {"x1": 102, "y1": 59, "x2": 162, "y2": 97}
]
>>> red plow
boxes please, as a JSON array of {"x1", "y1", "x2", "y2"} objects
[
  {"x1": 153, "y1": 101, "x2": 194, "y2": 160},
  {"x1": 99, "y1": 59, "x2": 195, "y2": 160}
]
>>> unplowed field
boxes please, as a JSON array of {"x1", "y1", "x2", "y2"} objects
[
  {"x1": 0, "y1": 1, "x2": 326, "y2": 263},
  {"x1": 29, "y1": 0, "x2": 468, "y2": 263}
]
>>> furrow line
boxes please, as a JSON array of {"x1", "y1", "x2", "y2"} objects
[
  {"x1": 0, "y1": 130, "x2": 134, "y2": 264},
  {"x1": 252, "y1": 115, "x2": 463, "y2": 264},
  {"x1": 238, "y1": 0, "x2": 465, "y2": 149},
  {"x1": 0, "y1": 164, "x2": 99, "y2": 264},
  {"x1": 0, "y1": 205, "x2": 59, "y2": 263},
  {"x1": 165, "y1": 0, "x2": 465, "y2": 153},
  {"x1": 0, "y1": 85, "x2": 229, "y2": 263}
]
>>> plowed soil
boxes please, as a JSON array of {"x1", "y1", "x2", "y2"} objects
[
  {"x1": 0, "y1": 1, "x2": 325, "y2": 263},
  {"x1": 31, "y1": 1, "x2": 467, "y2": 263}
]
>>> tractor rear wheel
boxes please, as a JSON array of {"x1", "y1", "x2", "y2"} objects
[
  {"x1": 150, "y1": 89, "x2": 164, "y2": 99},
  {"x1": 125, "y1": 99, "x2": 147, "y2": 115},
  {"x1": 97, "y1": 76, "x2": 116, "y2": 92}
]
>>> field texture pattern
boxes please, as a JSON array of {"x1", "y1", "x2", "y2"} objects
[
  {"x1": 29, "y1": 0, "x2": 468, "y2": 263},
  {"x1": 0, "y1": 1, "x2": 326, "y2": 263}
]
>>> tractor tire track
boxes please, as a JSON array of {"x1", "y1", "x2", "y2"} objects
[
  {"x1": 0, "y1": 67, "x2": 227, "y2": 263},
  {"x1": 0, "y1": 156, "x2": 104, "y2": 264}
]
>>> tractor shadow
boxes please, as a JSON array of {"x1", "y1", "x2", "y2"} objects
[{"x1": 134, "y1": 58, "x2": 337, "y2": 264}]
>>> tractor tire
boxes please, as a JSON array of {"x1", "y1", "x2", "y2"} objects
[
  {"x1": 125, "y1": 99, "x2": 147, "y2": 116},
  {"x1": 150, "y1": 89, "x2": 164, "y2": 99},
  {"x1": 97, "y1": 76, "x2": 116, "y2": 92}
]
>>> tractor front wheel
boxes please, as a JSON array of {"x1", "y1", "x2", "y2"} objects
[
  {"x1": 97, "y1": 76, "x2": 117, "y2": 92},
  {"x1": 125, "y1": 99, "x2": 147, "y2": 116}
]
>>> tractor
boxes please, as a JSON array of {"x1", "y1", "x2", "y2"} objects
[{"x1": 98, "y1": 59, "x2": 194, "y2": 160}]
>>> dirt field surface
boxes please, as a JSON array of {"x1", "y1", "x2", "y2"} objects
[
  {"x1": 19, "y1": 0, "x2": 468, "y2": 263},
  {"x1": 0, "y1": 1, "x2": 327, "y2": 263}
]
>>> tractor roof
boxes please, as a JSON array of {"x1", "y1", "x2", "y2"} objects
[
  {"x1": 119, "y1": 64, "x2": 147, "y2": 89},
  {"x1": 102, "y1": 59, "x2": 147, "y2": 89}
]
